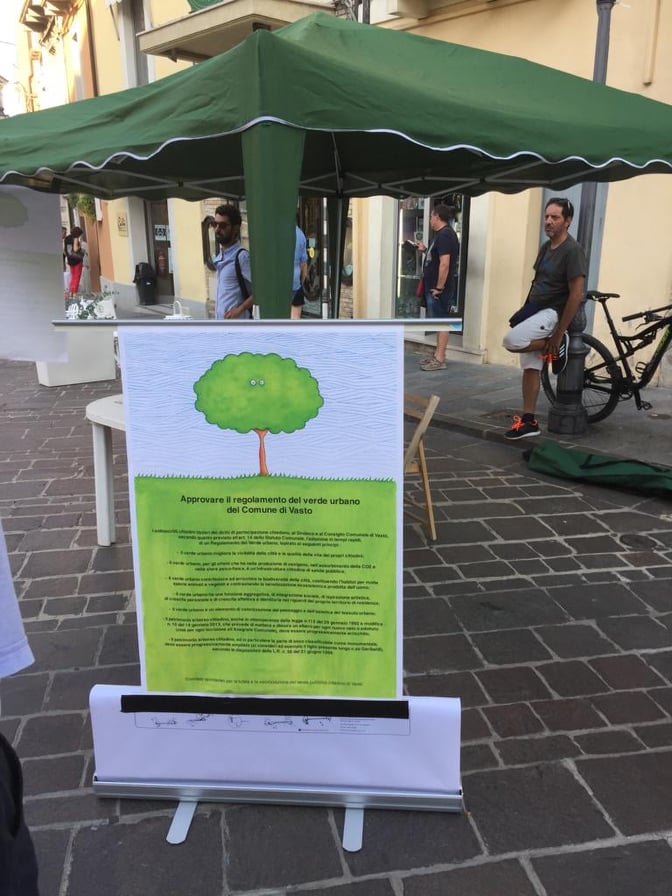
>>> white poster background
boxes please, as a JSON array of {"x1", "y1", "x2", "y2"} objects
[{"x1": 0, "y1": 186, "x2": 66, "y2": 362}]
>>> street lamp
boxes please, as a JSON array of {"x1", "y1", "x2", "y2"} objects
[{"x1": 548, "y1": 0, "x2": 616, "y2": 436}]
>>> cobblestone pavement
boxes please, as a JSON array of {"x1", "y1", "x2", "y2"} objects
[{"x1": 1, "y1": 357, "x2": 672, "y2": 896}]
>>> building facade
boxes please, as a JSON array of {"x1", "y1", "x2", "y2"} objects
[{"x1": 8, "y1": 0, "x2": 672, "y2": 388}]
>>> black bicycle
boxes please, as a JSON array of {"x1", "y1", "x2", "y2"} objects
[{"x1": 541, "y1": 290, "x2": 672, "y2": 423}]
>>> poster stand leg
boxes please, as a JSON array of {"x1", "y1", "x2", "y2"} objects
[
  {"x1": 342, "y1": 807, "x2": 364, "y2": 852},
  {"x1": 166, "y1": 800, "x2": 198, "y2": 844}
]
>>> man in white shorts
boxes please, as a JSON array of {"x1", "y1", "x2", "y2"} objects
[{"x1": 502, "y1": 197, "x2": 587, "y2": 439}]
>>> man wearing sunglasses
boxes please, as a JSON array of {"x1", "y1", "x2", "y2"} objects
[
  {"x1": 212, "y1": 205, "x2": 254, "y2": 320},
  {"x1": 502, "y1": 197, "x2": 587, "y2": 439}
]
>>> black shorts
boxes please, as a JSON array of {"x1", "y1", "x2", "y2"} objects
[{"x1": 291, "y1": 287, "x2": 305, "y2": 307}]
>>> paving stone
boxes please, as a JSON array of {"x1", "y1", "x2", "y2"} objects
[
  {"x1": 577, "y1": 751, "x2": 672, "y2": 835},
  {"x1": 531, "y1": 698, "x2": 606, "y2": 732},
  {"x1": 403, "y1": 547, "x2": 443, "y2": 567},
  {"x1": 482, "y1": 703, "x2": 544, "y2": 738},
  {"x1": 42, "y1": 512, "x2": 85, "y2": 529},
  {"x1": 43, "y1": 595, "x2": 88, "y2": 617},
  {"x1": 404, "y1": 671, "x2": 489, "y2": 706},
  {"x1": 565, "y1": 534, "x2": 623, "y2": 554},
  {"x1": 597, "y1": 615, "x2": 672, "y2": 649},
  {"x1": 403, "y1": 859, "x2": 538, "y2": 896},
  {"x1": 226, "y1": 805, "x2": 341, "y2": 889},
  {"x1": 0, "y1": 718, "x2": 19, "y2": 744},
  {"x1": 508, "y1": 558, "x2": 551, "y2": 576},
  {"x1": 573, "y1": 729, "x2": 643, "y2": 755},
  {"x1": 59, "y1": 613, "x2": 121, "y2": 630},
  {"x1": 412, "y1": 564, "x2": 462, "y2": 583},
  {"x1": 98, "y1": 624, "x2": 141, "y2": 665},
  {"x1": 494, "y1": 734, "x2": 581, "y2": 766},
  {"x1": 25, "y1": 790, "x2": 118, "y2": 826},
  {"x1": 27, "y1": 628, "x2": 102, "y2": 673},
  {"x1": 455, "y1": 560, "x2": 516, "y2": 580},
  {"x1": 536, "y1": 660, "x2": 609, "y2": 697},
  {"x1": 649, "y1": 686, "x2": 672, "y2": 714},
  {"x1": 644, "y1": 650, "x2": 672, "y2": 683},
  {"x1": 299, "y1": 881, "x2": 395, "y2": 896},
  {"x1": 484, "y1": 516, "x2": 557, "y2": 541},
  {"x1": 92, "y1": 544, "x2": 134, "y2": 572},
  {"x1": 479, "y1": 576, "x2": 537, "y2": 592},
  {"x1": 47, "y1": 665, "x2": 140, "y2": 711},
  {"x1": 78, "y1": 569, "x2": 135, "y2": 594},
  {"x1": 16, "y1": 713, "x2": 88, "y2": 757},
  {"x1": 0, "y1": 480, "x2": 48, "y2": 500},
  {"x1": 466, "y1": 764, "x2": 614, "y2": 852},
  {"x1": 550, "y1": 583, "x2": 649, "y2": 619},
  {"x1": 342, "y1": 808, "x2": 481, "y2": 876},
  {"x1": 404, "y1": 634, "x2": 483, "y2": 673},
  {"x1": 532, "y1": 839, "x2": 672, "y2": 896},
  {"x1": 535, "y1": 623, "x2": 616, "y2": 658},
  {"x1": 489, "y1": 542, "x2": 538, "y2": 560},
  {"x1": 462, "y1": 743, "x2": 499, "y2": 772},
  {"x1": 589, "y1": 654, "x2": 666, "y2": 689},
  {"x1": 471, "y1": 629, "x2": 551, "y2": 664},
  {"x1": 532, "y1": 540, "x2": 573, "y2": 557},
  {"x1": 452, "y1": 591, "x2": 568, "y2": 632},
  {"x1": 22, "y1": 575, "x2": 80, "y2": 599},
  {"x1": 461, "y1": 708, "x2": 491, "y2": 741},
  {"x1": 476, "y1": 667, "x2": 552, "y2": 704},
  {"x1": 626, "y1": 579, "x2": 672, "y2": 612},
  {"x1": 540, "y1": 516, "x2": 610, "y2": 537},
  {"x1": 22, "y1": 753, "x2": 86, "y2": 796},
  {"x1": 633, "y1": 722, "x2": 672, "y2": 748},
  {"x1": 0, "y1": 672, "x2": 49, "y2": 715},
  {"x1": 591, "y1": 691, "x2": 665, "y2": 724},
  {"x1": 21, "y1": 547, "x2": 92, "y2": 578},
  {"x1": 435, "y1": 544, "x2": 495, "y2": 564},
  {"x1": 18, "y1": 528, "x2": 75, "y2": 551},
  {"x1": 68, "y1": 814, "x2": 223, "y2": 896},
  {"x1": 431, "y1": 520, "x2": 494, "y2": 546},
  {"x1": 31, "y1": 829, "x2": 70, "y2": 896},
  {"x1": 403, "y1": 597, "x2": 462, "y2": 636}
]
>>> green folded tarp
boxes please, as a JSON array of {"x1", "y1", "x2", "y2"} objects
[{"x1": 526, "y1": 441, "x2": 672, "y2": 496}]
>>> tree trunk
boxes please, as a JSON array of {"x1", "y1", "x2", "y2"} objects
[{"x1": 254, "y1": 429, "x2": 269, "y2": 475}]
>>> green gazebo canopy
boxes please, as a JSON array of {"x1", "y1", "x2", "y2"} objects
[{"x1": 2, "y1": 12, "x2": 672, "y2": 315}]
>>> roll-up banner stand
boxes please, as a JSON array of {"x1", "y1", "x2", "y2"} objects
[{"x1": 90, "y1": 322, "x2": 462, "y2": 850}]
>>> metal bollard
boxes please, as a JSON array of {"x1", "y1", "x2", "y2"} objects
[{"x1": 547, "y1": 302, "x2": 588, "y2": 435}]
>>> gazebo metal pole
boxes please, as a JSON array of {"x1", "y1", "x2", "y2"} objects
[{"x1": 548, "y1": 0, "x2": 616, "y2": 435}]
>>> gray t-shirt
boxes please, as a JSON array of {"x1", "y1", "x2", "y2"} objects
[
  {"x1": 0, "y1": 521, "x2": 34, "y2": 679},
  {"x1": 529, "y1": 235, "x2": 587, "y2": 313}
]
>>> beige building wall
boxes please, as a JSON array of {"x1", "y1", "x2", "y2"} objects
[{"x1": 362, "y1": 0, "x2": 672, "y2": 383}]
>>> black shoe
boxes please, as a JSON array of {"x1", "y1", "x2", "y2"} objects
[
  {"x1": 551, "y1": 332, "x2": 569, "y2": 375},
  {"x1": 505, "y1": 414, "x2": 540, "y2": 440}
]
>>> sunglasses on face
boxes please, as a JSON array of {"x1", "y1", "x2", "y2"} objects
[{"x1": 547, "y1": 197, "x2": 574, "y2": 218}]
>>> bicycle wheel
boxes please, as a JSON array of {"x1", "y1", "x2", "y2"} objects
[{"x1": 541, "y1": 333, "x2": 622, "y2": 424}]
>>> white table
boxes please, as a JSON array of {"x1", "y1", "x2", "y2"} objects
[{"x1": 85, "y1": 394, "x2": 125, "y2": 546}]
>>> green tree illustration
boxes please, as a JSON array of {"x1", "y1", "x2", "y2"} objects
[{"x1": 193, "y1": 353, "x2": 324, "y2": 475}]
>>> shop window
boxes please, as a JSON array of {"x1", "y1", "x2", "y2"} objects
[{"x1": 395, "y1": 195, "x2": 469, "y2": 331}]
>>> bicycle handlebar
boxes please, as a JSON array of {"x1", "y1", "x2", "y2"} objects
[{"x1": 622, "y1": 302, "x2": 672, "y2": 322}]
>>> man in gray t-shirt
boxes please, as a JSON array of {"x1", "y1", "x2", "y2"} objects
[{"x1": 502, "y1": 197, "x2": 587, "y2": 440}]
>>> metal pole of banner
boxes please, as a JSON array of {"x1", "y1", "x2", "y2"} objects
[{"x1": 548, "y1": 0, "x2": 616, "y2": 435}]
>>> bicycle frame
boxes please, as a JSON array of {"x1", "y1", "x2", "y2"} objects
[{"x1": 593, "y1": 298, "x2": 672, "y2": 409}]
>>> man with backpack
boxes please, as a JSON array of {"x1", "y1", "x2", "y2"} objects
[{"x1": 213, "y1": 204, "x2": 254, "y2": 320}]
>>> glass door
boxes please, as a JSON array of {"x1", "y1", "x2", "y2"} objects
[{"x1": 148, "y1": 201, "x2": 174, "y2": 300}]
